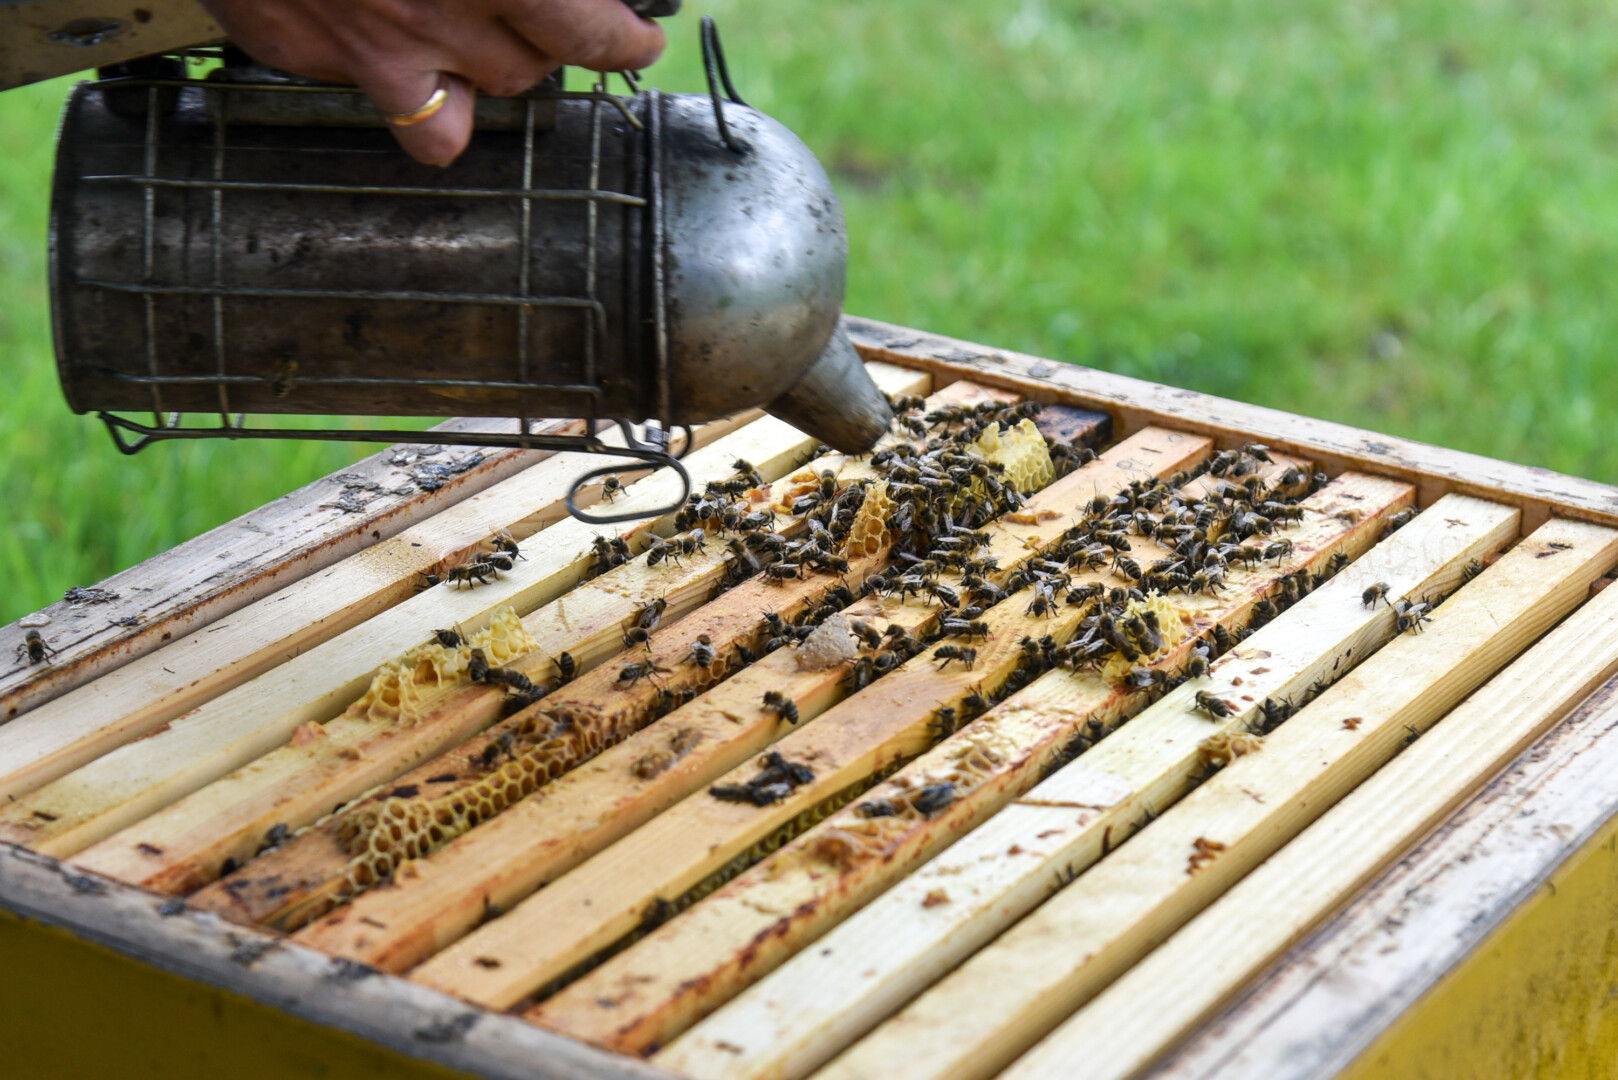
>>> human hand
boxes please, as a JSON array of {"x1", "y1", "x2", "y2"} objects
[{"x1": 198, "y1": 0, "x2": 666, "y2": 166}]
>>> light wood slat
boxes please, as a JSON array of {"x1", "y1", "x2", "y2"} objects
[
  {"x1": 0, "y1": 418, "x2": 578, "y2": 725},
  {"x1": 675, "y1": 493, "x2": 1510, "y2": 1080},
  {"x1": 534, "y1": 472, "x2": 1391, "y2": 1054},
  {"x1": 1147, "y1": 679, "x2": 1618, "y2": 1080},
  {"x1": 180, "y1": 377, "x2": 989, "y2": 932},
  {"x1": 76, "y1": 371, "x2": 960, "y2": 901},
  {"x1": 409, "y1": 428, "x2": 1215, "y2": 1009},
  {"x1": 294, "y1": 431, "x2": 1238, "y2": 972},
  {"x1": 287, "y1": 400, "x2": 1105, "y2": 968},
  {"x1": 0, "y1": 363, "x2": 921, "y2": 859},
  {"x1": 820, "y1": 517, "x2": 1613, "y2": 1080},
  {"x1": 1009, "y1": 549, "x2": 1618, "y2": 1080},
  {"x1": 844, "y1": 316, "x2": 1618, "y2": 534},
  {"x1": 0, "y1": 412, "x2": 767, "y2": 806},
  {"x1": 543, "y1": 466, "x2": 1420, "y2": 1056}
]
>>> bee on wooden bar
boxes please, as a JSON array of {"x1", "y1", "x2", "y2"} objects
[
  {"x1": 1394, "y1": 597, "x2": 1432, "y2": 634},
  {"x1": 478, "y1": 665, "x2": 534, "y2": 694},
  {"x1": 930, "y1": 705, "x2": 960, "y2": 740},
  {"x1": 1185, "y1": 644, "x2": 1211, "y2": 680},
  {"x1": 849, "y1": 619, "x2": 884, "y2": 650},
  {"x1": 636, "y1": 597, "x2": 668, "y2": 632},
  {"x1": 490, "y1": 528, "x2": 525, "y2": 561},
  {"x1": 15, "y1": 630, "x2": 57, "y2": 666},
  {"x1": 1263, "y1": 540, "x2": 1295, "y2": 563},
  {"x1": 601, "y1": 474, "x2": 623, "y2": 502},
  {"x1": 1025, "y1": 590, "x2": 1058, "y2": 619},
  {"x1": 678, "y1": 529, "x2": 709, "y2": 558},
  {"x1": 842, "y1": 655, "x2": 877, "y2": 693},
  {"x1": 725, "y1": 538, "x2": 761, "y2": 577},
  {"x1": 686, "y1": 635, "x2": 716, "y2": 668},
  {"x1": 432, "y1": 628, "x2": 463, "y2": 648},
  {"x1": 732, "y1": 458, "x2": 764, "y2": 486},
  {"x1": 556, "y1": 651, "x2": 576, "y2": 683},
  {"x1": 444, "y1": 561, "x2": 496, "y2": 588},
  {"x1": 1193, "y1": 690, "x2": 1232, "y2": 719},
  {"x1": 911, "y1": 782, "x2": 958, "y2": 818},
  {"x1": 618, "y1": 660, "x2": 670, "y2": 688},
  {"x1": 502, "y1": 682, "x2": 552, "y2": 716},
  {"x1": 1383, "y1": 507, "x2": 1418, "y2": 535},
  {"x1": 935, "y1": 645, "x2": 978, "y2": 671},
  {"x1": 761, "y1": 612, "x2": 789, "y2": 638},
  {"x1": 644, "y1": 535, "x2": 681, "y2": 568},
  {"x1": 941, "y1": 619, "x2": 990, "y2": 641},
  {"x1": 623, "y1": 626, "x2": 651, "y2": 648},
  {"x1": 1362, "y1": 581, "x2": 1392, "y2": 608},
  {"x1": 762, "y1": 690, "x2": 800, "y2": 724},
  {"x1": 478, "y1": 553, "x2": 516, "y2": 576},
  {"x1": 1460, "y1": 559, "x2": 1484, "y2": 584},
  {"x1": 765, "y1": 563, "x2": 803, "y2": 583},
  {"x1": 467, "y1": 648, "x2": 490, "y2": 682}
]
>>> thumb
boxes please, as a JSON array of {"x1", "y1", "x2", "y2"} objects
[{"x1": 355, "y1": 69, "x2": 476, "y2": 167}]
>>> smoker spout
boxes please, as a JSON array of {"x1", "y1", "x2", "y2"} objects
[{"x1": 765, "y1": 327, "x2": 893, "y2": 454}]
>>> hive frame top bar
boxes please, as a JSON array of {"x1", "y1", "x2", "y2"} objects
[{"x1": 4, "y1": 318, "x2": 1618, "y2": 1080}]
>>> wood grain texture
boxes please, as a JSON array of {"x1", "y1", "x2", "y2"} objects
[
  {"x1": 59, "y1": 368, "x2": 939, "y2": 892},
  {"x1": 1040, "y1": 557, "x2": 1618, "y2": 1080},
  {"x1": 0, "y1": 364, "x2": 919, "y2": 859},
  {"x1": 409, "y1": 428, "x2": 1215, "y2": 1010},
  {"x1": 548, "y1": 466, "x2": 1435, "y2": 1057},
  {"x1": 755, "y1": 494, "x2": 1511, "y2": 1080},
  {"x1": 170, "y1": 373, "x2": 976, "y2": 932},
  {"x1": 844, "y1": 315, "x2": 1618, "y2": 533},
  {"x1": 0, "y1": 413, "x2": 765, "y2": 806},
  {"x1": 0, "y1": 419, "x2": 578, "y2": 725},
  {"x1": 887, "y1": 518, "x2": 1617, "y2": 1080},
  {"x1": 290, "y1": 399, "x2": 1107, "y2": 970}
]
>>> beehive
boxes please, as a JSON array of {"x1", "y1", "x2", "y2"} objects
[{"x1": 5, "y1": 319, "x2": 1618, "y2": 1080}]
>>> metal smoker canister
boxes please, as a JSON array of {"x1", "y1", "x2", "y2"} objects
[{"x1": 48, "y1": 57, "x2": 893, "y2": 478}]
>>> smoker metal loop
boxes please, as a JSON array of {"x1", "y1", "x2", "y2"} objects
[{"x1": 700, "y1": 16, "x2": 748, "y2": 154}]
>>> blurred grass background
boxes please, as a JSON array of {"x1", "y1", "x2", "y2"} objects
[{"x1": 3, "y1": 0, "x2": 1616, "y2": 621}]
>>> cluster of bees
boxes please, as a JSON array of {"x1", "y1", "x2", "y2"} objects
[
  {"x1": 418, "y1": 528, "x2": 526, "y2": 590},
  {"x1": 709, "y1": 750, "x2": 816, "y2": 806}
]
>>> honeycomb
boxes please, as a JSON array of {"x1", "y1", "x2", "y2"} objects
[
  {"x1": 969, "y1": 416, "x2": 1054, "y2": 495},
  {"x1": 334, "y1": 642, "x2": 741, "y2": 896},
  {"x1": 1098, "y1": 591, "x2": 1191, "y2": 683},
  {"x1": 346, "y1": 606, "x2": 537, "y2": 725},
  {"x1": 840, "y1": 480, "x2": 894, "y2": 559},
  {"x1": 1197, "y1": 730, "x2": 1264, "y2": 767}
]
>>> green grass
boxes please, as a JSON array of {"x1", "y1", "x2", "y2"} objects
[{"x1": 4, "y1": 0, "x2": 1616, "y2": 621}]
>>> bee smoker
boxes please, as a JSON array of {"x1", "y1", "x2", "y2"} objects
[{"x1": 46, "y1": 19, "x2": 892, "y2": 522}]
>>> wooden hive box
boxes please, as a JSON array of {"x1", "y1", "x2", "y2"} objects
[{"x1": 5, "y1": 317, "x2": 1618, "y2": 1080}]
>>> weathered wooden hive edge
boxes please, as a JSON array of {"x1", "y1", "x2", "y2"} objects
[{"x1": 0, "y1": 417, "x2": 575, "y2": 720}]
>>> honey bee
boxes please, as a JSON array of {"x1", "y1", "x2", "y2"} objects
[
  {"x1": 934, "y1": 645, "x2": 978, "y2": 670},
  {"x1": 601, "y1": 474, "x2": 623, "y2": 502},
  {"x1": 677, "y1": 529, "x2": 709, "y2": 557},
  {"x1": 686, "y1": 634, "x2": 716, "y2": 668},
  {"x1": 432, "y1": 628, "x2": 463, "y2": 648},
  {"x1": 490, "y1": 528, "x2": 525, "y2": 560},
  {"x1": 842, "y1": 655, "x2": 877, "y2": 693},
  {"x1": 1025, "y1": 591, "x2": 1057, "y2": 618},
  {"x1": 644, "y1": 535, "x2": 681, "y2": 568},
  {"x1": 1394, "y1": 597, "x2": 1432, "y2": 634},
  {"x1": 1263, "y1": 540, "x2": 1294, "y2": 563},
  {"x1": 623, "y1": 626, "x2": 651, "y2": 648},
  {"x1": 1383, "y1": 506, "x2": 1418, "y2": 534},
  {"x1": 15, "y1": 629, "x2": 56, "y2": 666},
  {"x1": 477, "y1": 664, "x2": 534, "y2": 693},
  {"x1": 930, "y1": 705, "x2": 960, "y2": 740},
  {"x1": 1362, "y1": 581, "x2": 1391, "y2": 608},
  {"x1": 732, "y1": 458, "x2": 764, "y2": 486},
  {"x1": 848, "y1": 619, "x2": 884, "y2": 650},
  {"x1": 557, "y1": 651, "x2": 576, "y2": 682},
  {"x1": 444, "y1": 561, "x2": 496, "y2": 588},
  {"x1": 618, "y1": 660, "x2": 670, "y2": 687},
  {"x1": 1193, "y1": 690, "x2": 1232, "y2": 719},
  {"x1": 467, "y1": 647, "x2": 490, "y2": 683},
  {"x1": 764, "y1": 563, "x2": 803, "y2": 583},
  {"x1": 1460, "y1": 559, "x2": 1484, "y2": 584},
  {"x1": 911, "y1": 782, "x2": 958, "y2": 818},
  {"x1": 941, "y1": 619, "x2": 990, "y2": 641},
  {"x1": 637, "y1": 597, "x2": 668, "y2": 632},
  {"x1": 762, "y1": 690, "x2": 800, "y2": 724}
]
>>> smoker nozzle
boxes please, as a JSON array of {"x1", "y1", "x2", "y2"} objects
[{"x1": 765, "y1": 327, "x2": 893, "y2": 454}]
